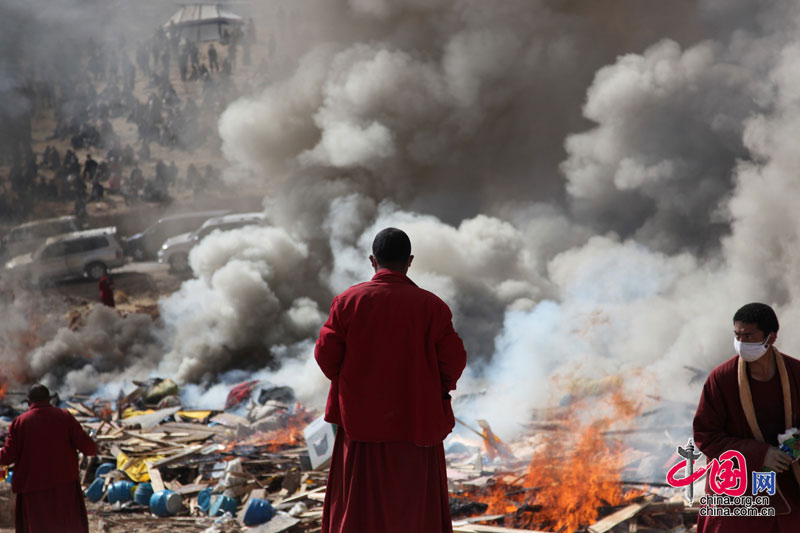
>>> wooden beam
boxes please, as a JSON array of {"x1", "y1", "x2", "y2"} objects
[
  {"x1": 146, "y1": 463, "x2": 165, "y2": 492},
  {"x1": 452, "y1": 525, "x2": 552, "y2": 533},
  {"x1": 587, "y1": 495, "x2": 656, "y2": 533}
]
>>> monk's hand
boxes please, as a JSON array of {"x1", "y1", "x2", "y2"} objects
[{"x1": 764, "y1": 446, "x2": 793, "y2": 473}]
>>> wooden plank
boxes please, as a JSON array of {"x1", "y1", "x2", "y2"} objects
[
  {"x1": 452, "y1": 525, "x2": 550, "y2": 533},
  {"x1": 248, "y1": 513, "x2": 300, "y2": 533},
  {"x1": 587, "y1": 495, "x2": 655, "y2": 533},
  {"x1": 158, "y1": 422, "x2": 232, "y2": 435},
  {"x1": 121, "y1": 407, "x2": 181, "y2": 430},
  {"x1": 172, "y1": 483, "x2": 212, "y2": 495},
  {"x1": 121, "y1": 430, "x2": 187, "y2": 449},
  {"x1": 452, "y1": 515, "x2": 507, "y2": 526},
  {"x1": 275, "y1": 485, "x2": 326, "y2": 505},
  {"x1": 149, "y1": 444, "x2": 205, "y2": 467},
  {"x1": 66, "y1": 401, "x2": 96, "y2": 418},
  {"x1": 146, "y1": 463, "x2": 165, "y2": 492}
]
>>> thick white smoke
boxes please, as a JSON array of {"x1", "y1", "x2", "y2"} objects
[{"x1": 21, "y1": 0, "x2": 800, "y2": 449}]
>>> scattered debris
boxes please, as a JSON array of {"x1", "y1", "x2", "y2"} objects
[{"x1": 0, "y1": 379, "x2": 698, "y2": 532}]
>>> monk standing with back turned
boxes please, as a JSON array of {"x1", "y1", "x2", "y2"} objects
[
  {"x1": 315, "y1": 227, "x2": 467, "y2": 533},
  {"x1": 0, "y1": 384, "x2": 98, "y2": 532}
]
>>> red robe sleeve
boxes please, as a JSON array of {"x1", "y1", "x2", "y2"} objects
[
  {"x1": 693, "y1": 369, "x2": 770, "y2": 471},
  {"x1": 315, "y1": 296, "x2": 346, "y2": 380},
  {"x1": 0, "y1": 419, "x2": 21, "y2": 466},
  {"x1": 434, "y1": 306, "x2": 466, "y2": 393},
  {"x1": 69, "y1": 417, "x2": 98, "y2": 457}
]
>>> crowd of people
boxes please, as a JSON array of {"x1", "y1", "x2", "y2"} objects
[{"x1": 0, "y1": 20, "x2": 262, "y2": 223}]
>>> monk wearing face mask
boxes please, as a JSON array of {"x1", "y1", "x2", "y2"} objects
[{"x1": 694, "y1": 302, "x2": 800, "y2": 532}]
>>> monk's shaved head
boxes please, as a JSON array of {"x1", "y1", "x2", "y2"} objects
[
  {"x1": 27, "y1": 384, "x2": 50, "y2": 403},
  {"x1": 372, "y1": 228, "x2": 411, "y2": 265}
]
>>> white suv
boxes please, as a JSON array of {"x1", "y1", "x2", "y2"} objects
[
  {"x1": 5, "y1": 227, "x2": 126, "y2": 284},
  {"x1": 157, "y1": 212, "x2": 267, "y2": 273}
]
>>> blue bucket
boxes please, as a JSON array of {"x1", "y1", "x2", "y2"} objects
[
  {"x1": 134, "y1": 482, "x2": 154, "y2": 506},
  {"x1": 107, "y1": 480, "x2": 135, "y2": 503},
  {"x1": 85, "y1": 477, "x2": 105, "y2": 503},
  {"x1": 149, "y1": 490, "x2": 182, "y2": 517},
  {"x1": 209, "y1": 494, "x2": 239, "y2": 517},
  {"x1": 243, "y1": 498, "x2": 275, "y2": 526},
  {"x1": 94, "y1": 462, "x2": 115, "y2": 480},
  {"x1": 196, "y1": 488, "x2": 212, "y2": 513},
  {"x1": 5, "y1": 470, "x2": 11, "y2": 484}
]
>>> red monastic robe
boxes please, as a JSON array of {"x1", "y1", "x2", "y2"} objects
[
  {"x1": 98, "y1": 276, "x2": 114, "y2": 307},
  {"x1": 0, "y1": 401, "x2": 98, "y2": 533},
  {"x1": 693, "y1": 353, "x2": 800, "y2": 532},
  {"x1": 315, "y1": 269, "x2": 467, "y2": 533}
]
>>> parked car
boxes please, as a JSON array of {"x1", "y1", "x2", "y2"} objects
[
  {"x1": 0, "y1": 216, "x2": 81, "y2": 260},
  {"x1": 5, "y1": 227, "x2": 126, "y2": 284},
  {"x1": 158, "y1": 212, "x2": 267, "y2": 273},
  {"x1": 124, "y1": 209, "x2": 229, "y2": 261}
]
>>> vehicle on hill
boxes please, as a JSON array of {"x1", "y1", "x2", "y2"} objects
[
  {"x1": 124, "y1": 209, "x2": 229, "y2": 261},
  {"x1": 5, "y1": 227, "x2": 125, "y2": 284},
  {"x1": 157, "y1": 212, "x2": 267, "y2": 273}
]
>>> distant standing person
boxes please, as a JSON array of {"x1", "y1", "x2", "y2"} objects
[
  {"x1": 315, "y1": 227, "x2": 467, "y2": 533},
  {"x1": 208, "y1": 44, "x2": 219, "y2": 72},
  {"x1": 0, "y1": 384, "x2": 98, "y2": 533},
  {"x1": 98, "y1": 274, "x2": 115, "y2": 307}
]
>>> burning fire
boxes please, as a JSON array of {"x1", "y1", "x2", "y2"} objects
[
  {"x1": 0, "y1": 382, "x2": 7, "y2": 403},
  {"x1": 224, "y1": 405, "x2": 314, "y2": 453},
  {"x1": 98, "y1": 402, "x2": 113, "y2": 421},
  {"x1": 470, "y1": 378, "x2": 645, "y2": 532}
]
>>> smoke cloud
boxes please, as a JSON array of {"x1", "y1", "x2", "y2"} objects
[{"x1": 14, "y1": 0, "x2": 800, "y2": 449}]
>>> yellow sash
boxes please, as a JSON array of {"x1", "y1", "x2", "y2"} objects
[{"x1": 737, "y1": 347, "x2": 800, "y2": 513}]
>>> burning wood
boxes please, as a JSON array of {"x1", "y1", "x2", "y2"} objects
[
  {"x1": 445, "y1": 378, "x2": 698, "y2": 533},
  {"x1": 0, "y1": 375, "x2": 699, "y2": 533}
]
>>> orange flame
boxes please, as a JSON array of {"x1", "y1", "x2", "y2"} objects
[
  {"x1": 518, "y1": 384, "x2": 644, "y2": 531},
  {"x1": 98, "y1": 402, "x2": 113, "y2": 421},
  {"x1": 465, "y1": 378, "x2": 645, "y2": 531},
  {"x1": 481, "y1": 482, "x2": 524, "y2": 515},
  {"x1": 224, "y1": 406, "x2": 314, "y2": 453},
  {"x1": 0, "y1": 382, "x2": 7, "y2": 403}
]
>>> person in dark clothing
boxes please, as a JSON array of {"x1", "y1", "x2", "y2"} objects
[
  {"x1": 316, "y1": 228, "x2": 466, "y2": 533},
  {"x1": 208, "y1": 44, "x2": 219, "y2": 72},
  {"x1": 82, "y1": 154, "x2": 98, "y2": 181},
  {"x1": 98, "y1": 275, "x2": 115, "y2": 307},
  {"x1": 0, "y1": 384, "x2": 98, "y2": 533}
]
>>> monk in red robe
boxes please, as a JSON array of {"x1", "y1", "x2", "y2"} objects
[
  {"x1": 0, "y1": 384, "x2": 98, "y2": 533},
  {"x1": 98, "y1": 274, "x2": 115, "y2": 307},
  {"x1": 693, "y1": 303, "x2": 800, "y2": 532},
  {"x1": 315, "y1": 227, "x2": 467, "y2": 533}
]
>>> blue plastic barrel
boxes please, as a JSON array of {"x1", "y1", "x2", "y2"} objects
[
  {"x1": 134, "y1": 482, "x2": 154, "y2": 506},
  {"x1": 243, "y1": 498, "x2": 275, "y2": 526},
  {"x1": 94, "y1": 462, "x2": 115, "y2": 480},
  {"x1": 196, "y1": 488, "x2": 212, "y2": 513},
  {"x1": 209, "y1": 494, "x2": 239, "y2": 517},
  {"x1": 107, "y1": 480, "x2": 135, "y2": 503},
  {"x1": 149, "y1": 490, "x2": 182, "y2": 517},
  {"x1": 85, "y1": 478, "x2": 105, "y2": 503}
]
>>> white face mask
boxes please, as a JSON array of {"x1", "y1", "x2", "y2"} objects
[{"x1": 734, "y1": 338, "x2": 770, "y2": 362}]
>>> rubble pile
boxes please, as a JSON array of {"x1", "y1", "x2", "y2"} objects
[{"x1": 0, "y1": 378, "x2": 700, "y2": 533}]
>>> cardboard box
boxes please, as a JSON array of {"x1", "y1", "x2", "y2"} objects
[{"x1": 303, "y1": 416, "x2": 336, "y2": 470}]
